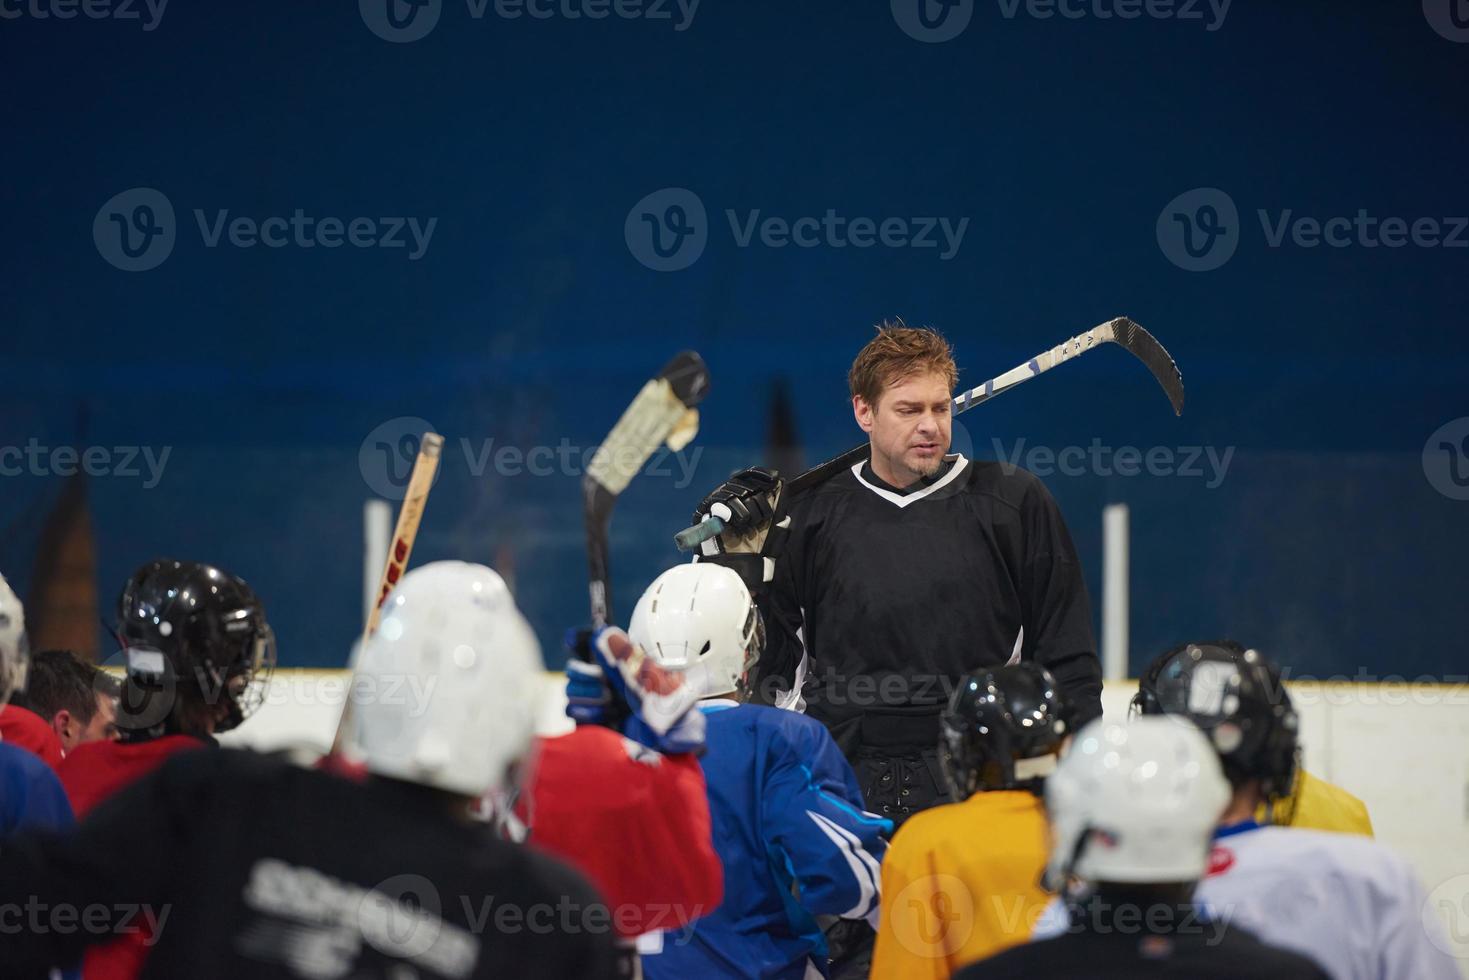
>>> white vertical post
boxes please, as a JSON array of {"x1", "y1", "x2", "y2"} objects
[
  {"x1": 1102, "y1": 503, "x2": 1130, "y2": 681},
  {"x1": 363, "y1": 499, "x2": 392, "y2": 625}
]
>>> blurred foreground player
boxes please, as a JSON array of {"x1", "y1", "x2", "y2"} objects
[
  {"x1": 524, "y1": 620, "x2": 723, "y2": 974},
  {"x1": 958, "y1": 717, "x2": 1328, "y2": 980},
  {"x1": 1131, "y1": 642, "x2": 1459, "y2": 980},
  {"x1": 629, "y1": 563, "x2": 889, "y2": 980},
  {"x1": 0, "y1": 572, "x2": 74, "y2": 838},
  {"x1": 693, "y1": 323, "x2": 1101, "y2": 825},
  {"x1": 1134, "y1": 639, "x2": 1373, "y2": 835},
  {"x1": 870, "y1": 663, "x2": 1065, "y2": 979},
  {"x1": 0, "y1": 560, "x2": 620, "y2": 979}
]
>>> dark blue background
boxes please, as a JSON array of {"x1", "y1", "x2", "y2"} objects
[{"x1": 2, "y1": 1, "x2": 1465, "y2": 676}]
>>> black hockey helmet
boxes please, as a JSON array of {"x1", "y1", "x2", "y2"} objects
[
  {"x1": 1132, "y1": 640, "x2": 1299, "y2": 799},
  {"x1": 939, "y1": 662, "x2": 1068, "y2": 800},
  {"x1": 116, "y1": 559, "x2": 274, "y2": 738}
]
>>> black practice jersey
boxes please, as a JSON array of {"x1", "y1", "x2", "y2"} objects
[
  {"x1": 0, "y1": 748, "x2": 619, "y2": 980},
  {"x1": 954, "y1": 920, "x2": 1331, "y2": 980},
  {"x1": 758, "y1": 454, "x2": 1102, "y2": 753}
]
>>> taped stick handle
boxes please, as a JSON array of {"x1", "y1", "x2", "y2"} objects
[
  {"x1": 674, "y1": 516, "x2": 724, "y2": 551},
  {"x1": 332, "y1": 431, "x2": 444, "y2": 756}
]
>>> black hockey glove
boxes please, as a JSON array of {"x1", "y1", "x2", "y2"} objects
[
  {"x1": 691, "y1": 467, "x2": 789, "y2": 596},
  {"x1": 693, "y1": 467, "x2": 782, "y2": 535}
]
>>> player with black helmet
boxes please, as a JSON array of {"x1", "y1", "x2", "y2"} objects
[
  {"x1": 45, "y1": 558, "x2": 274, "y2": 980},
  {"x1": 1133, "y1": 639, "x2": 1373, "y2": 835},
  {"x1": 1132, "y1": 641, "x2": 1300, "y2": 800},
  {"x1": 59, "y1": 559, "x2": 274, "y2": 815},
  {"x1": 871, "y1": 662, "x2": 1069, "y2": 979},
  {"x1": 1030, "y1": 641, "x2": 1459, "y2": 980}
]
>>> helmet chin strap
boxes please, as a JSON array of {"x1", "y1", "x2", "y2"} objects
[{"x1": 1043, "y1": 822, "x2": 1095, "y2": 895}]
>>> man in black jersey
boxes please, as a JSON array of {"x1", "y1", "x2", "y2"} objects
[
  {"x1": 695, "y1": 323, "x2": 1102, "y2": 826},
  {"x1": 0, "y1": 561, "x2": 619, "y2": 980}
]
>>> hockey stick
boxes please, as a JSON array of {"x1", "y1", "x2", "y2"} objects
[
  {"x1": 331, "y1": 431, "x2": 444, "y2": 756},
  {"x1": 585, "y1": 351, "x2": 710, "y2": 627},
  {"x1": 674, "y1": 317, "x2": 1182, "y2": 551}
]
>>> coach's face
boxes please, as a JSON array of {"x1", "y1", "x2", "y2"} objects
[{"x1": 854, "y1": 369, "x2": 953, "y2": 487}]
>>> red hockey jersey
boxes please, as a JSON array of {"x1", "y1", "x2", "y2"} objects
[
  {"x1": 0, "y1": 705, "x2": 65, "y2": 771},
  {"x1": 521, "y1": 725, "x2": 723, "y2": 939}
]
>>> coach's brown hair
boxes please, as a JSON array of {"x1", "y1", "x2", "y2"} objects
[{"x1": 848, "y1": 319, "x2": 959, "y2": 408}]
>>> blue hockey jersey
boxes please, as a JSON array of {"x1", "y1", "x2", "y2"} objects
[
  {"x1": 643, "y1": 701, "x2": 890, "y2": 980},
  {"x1": 1, "y1": 741, "x2": 73, "y2": 838}
]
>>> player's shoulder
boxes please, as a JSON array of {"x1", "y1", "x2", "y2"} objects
[
  {"x1": 1208, "y1": 923, "x2": 1334, "y2": 978},
  {"x1": 734, "y1": 703, "x2": 837, "y2": 749},
  {"x1": 961, "y1": 457, "x2": 1055, "y2": 509},
  {"x1": 1243, "y1": 825, "x2": 1418, "y2": 888},
  {"x1": 890, "y1": 790, "x2": 1044, "y2": 856},
  {"x1": 0, "y1": 739, "x2": 63, "y2": 788}
]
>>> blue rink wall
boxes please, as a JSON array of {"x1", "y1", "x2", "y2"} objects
[
  {"x1": 2, "y1": 2, "x2": 1466, "y2": 676},
  {"x1": 2, "y1": 434, "x2": 1465, "y2": 679}
]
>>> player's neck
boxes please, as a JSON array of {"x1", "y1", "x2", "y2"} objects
[
  {"x1": 867, "y1": 449, "x2": 951, "y2": 492},
  {"x1": 1218, "y1": 784, "x2": 1261, "y2": 825},
  {"x1": 867, "y1": 450, "x2": 923, "y2": 489}
]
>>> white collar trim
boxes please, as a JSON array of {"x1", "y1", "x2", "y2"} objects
[{"x1": 852, "y1": 454, "x2": 968, "y2": 508}]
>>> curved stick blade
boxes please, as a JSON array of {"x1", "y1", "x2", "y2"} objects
[{"x1": 1110, "y1": 317, "x2": 1185, "y2": 416}]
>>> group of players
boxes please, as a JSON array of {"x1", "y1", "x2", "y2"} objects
[{"x1": 0, "y1": 323, "x2": 1460, "y2": 979}]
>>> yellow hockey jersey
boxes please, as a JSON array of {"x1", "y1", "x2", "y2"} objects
[
  {"x1": 871, "y1": 790, "x2": 1051, "y2": 980},
  {"x1": 1260, "y1": 768, "x2": 1374, "y2": 836}
]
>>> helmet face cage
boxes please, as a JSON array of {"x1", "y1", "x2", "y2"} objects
[
  {"x1": 733, "y1": 603, "x2": 766, "y2": 699},
  {"x1": 215, "y1": 622, "x2": 276, "y2": 732}
]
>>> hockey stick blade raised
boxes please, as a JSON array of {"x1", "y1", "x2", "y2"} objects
[{"x1": 587, "y1": 351, "x2": 711, "y2": 625}]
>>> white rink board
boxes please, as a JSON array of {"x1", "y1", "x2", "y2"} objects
[{"x1": 223, "y1": 672, "x2": 1469, "y2": 973}]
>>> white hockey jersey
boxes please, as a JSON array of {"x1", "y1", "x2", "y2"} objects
[
  {"x1": 1032, "y1": 820, "x2": 1460, "y2": 980},
  {"x1": 1193, "y1": 822, "x2": 1459, "y2": 980}
]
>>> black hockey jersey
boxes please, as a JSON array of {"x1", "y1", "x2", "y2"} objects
[
  {"x1": 0, "y1": 748, "x2": 619, "y2": 980},
  {"x1": 758, "y1": 454, "x2": 1102, "y2": 754}
]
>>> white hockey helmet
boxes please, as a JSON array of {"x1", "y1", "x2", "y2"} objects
[
  {"x1": 1043, "y1": 716, "x2": 1230, "y2": 889},
  {"x1": 350, "y1": 561, "x2": 544, "y2": 797},
  {"x1": 0, "y1": 573, "x2": 29, "y2": 706},
  {"x1": 629, "y1": 562, "x2": 763, "y2": 700}
]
